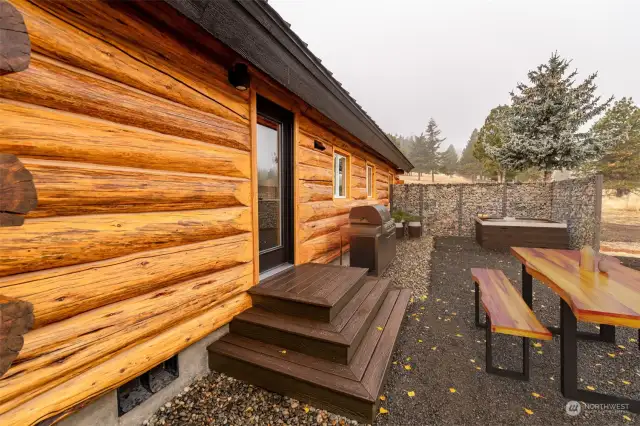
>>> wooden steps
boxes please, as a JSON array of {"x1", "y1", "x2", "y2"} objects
[
  {"x1": 208, "y1": 263, "x2": 411, "y2": 423},
  {"x1": 248, "y1": 263, "x2": 369, "y2": 322},
  {"x1": 232, "y1": 276, "x2": 390, "y2": 363},
  {"x1": 209, "y1": 288, "x2": 411, "y2": 423}
]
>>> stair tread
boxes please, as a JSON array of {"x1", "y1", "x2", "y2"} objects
[
  {"x1": 235, "y1": 277, "x2": 390, "y2": 346},
  {"x1": 209, "y1": 288, "x2": 412, "y2": 403},
  {"x1": 249, "y1": 264, "x2": 369, "y2": 307}
]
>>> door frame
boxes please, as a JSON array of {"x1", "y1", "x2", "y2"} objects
[{"x1": 254, "y1": 94, "x2": 294, "y2": 275}]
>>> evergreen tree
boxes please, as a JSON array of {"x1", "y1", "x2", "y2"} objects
[
  {"x1": 409, "y1": 133, "x2": 430, "y2": 180},
  {"x1": 488, "y1": 52, "x2": 613, "y2": 181},
  {"x1": 423, "y1": 118, "x2": 445, "y2": 182},
  {"x1": 583, "y1": 97, "x2": 640, "y2": 194},
  {"x1": 439, "y1": 144, "x2": 459, "y2": 176},
  {"x1": 458, "y1": 129, "x2": 483, "y2": 182},
  {"x1": 475, "y1": 105, "x2": 511, "y2": 182}
]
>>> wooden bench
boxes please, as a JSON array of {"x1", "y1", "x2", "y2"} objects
[{"x1": 471, "y1": 268, "x2": 552, "y2": 380}]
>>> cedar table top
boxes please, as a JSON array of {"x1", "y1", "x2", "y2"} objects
[
  {"x1": 471, "y1": 268, "x2": 552, "y2": 340},
  {"x1": 511, "y1": 247, "x2": 640, "y2": 328}
]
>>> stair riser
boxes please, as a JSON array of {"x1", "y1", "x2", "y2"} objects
[
  {"x1": 232, "y1": 284, "x2": 390, "y2": 365},
  {"x1": 251, "y1": 273, "x2": 368, "y2": 322},
  {"x1": 209, "y1": 353, "x2": 376, "y2": 423},
  {"x1": 230, "y1": 319, "x2": 349, "y2": 364}
]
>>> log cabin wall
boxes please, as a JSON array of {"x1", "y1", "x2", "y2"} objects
[
  {"x1": 297, "y1": 116, "x2": 393, "y2": 264},
  {"x1": 0, "y1": 1, "x2": 399, "y2": 423}
]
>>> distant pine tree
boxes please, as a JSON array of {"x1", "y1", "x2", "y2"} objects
[
  {"x1": 423, "y1": 118, "x2": 445, "y2": 182},
  {"x1": 458, "y1": 129, "x2": 483, "y2": 182},
  {"x1": 488, "y1": 52, "x2": 613, "y2": 181},
  {"x1": 439, "y1": 144, "x2": 458, "y2": 176},
  {"x1": 475, "y1": 105, "x2": 511, "y2": 182}
]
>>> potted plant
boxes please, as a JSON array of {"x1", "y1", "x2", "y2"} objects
[
  {"x1": 407, "y1": 214, "x2": 423, "y2": 238},
  {"x1": 392, "y1": 210, "x2": 406, "y2": 239}
]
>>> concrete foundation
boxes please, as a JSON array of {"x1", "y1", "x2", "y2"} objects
[{"x1": 59, "y1": 324, "x2": 229, "y2": 426}]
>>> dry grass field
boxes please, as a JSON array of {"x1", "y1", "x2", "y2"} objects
[
  {"x1": 399, "y1": 173, "x2": 471, "y2": 184},
  {"x1": 600, "y1": 192, "x2": 640, "y2": 257}
]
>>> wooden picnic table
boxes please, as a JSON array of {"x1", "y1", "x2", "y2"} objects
[{"x1": 511, "y1": 247, "x2": 640, "y2": 413}]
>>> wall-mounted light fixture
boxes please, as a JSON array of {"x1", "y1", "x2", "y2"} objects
[
  {"x1": 313, "y1": 140, "x2": 326, "y2": 151},
  {"x1": 228, "y1": 63, "x2": 250, "y2": 91}
]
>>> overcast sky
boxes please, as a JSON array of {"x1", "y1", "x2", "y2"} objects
[{"x1": 269, "y1": 0, "x2": 639, "y2": 153}]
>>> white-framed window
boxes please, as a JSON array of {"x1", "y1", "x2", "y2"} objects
[
  {"x1": 334, "y1": 152, "x2": 348, "y2": 198},
  {"x1": 366, "y1": 164, "x2": 374, "y2": 198}
]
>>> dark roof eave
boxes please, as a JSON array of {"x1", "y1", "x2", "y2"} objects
[{"x1": 163, "y1": 0, "x2": 413, "y2": 171}]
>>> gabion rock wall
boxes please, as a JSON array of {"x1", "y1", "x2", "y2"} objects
[{"x1": 391, "y1": 175, "x2": 601, "y2": 249}]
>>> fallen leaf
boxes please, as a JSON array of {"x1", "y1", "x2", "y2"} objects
[
  {"x1": 587, "y1": 385, "x2": 596, "y2": 391},
  {"x1": 392, "y1": 361, "x2": 398, "y2": 365},
  {"x1": 404, "y1": 364, "x2": 412, "y2": 371},
  {"x1": 630, "y1": 338, "x2": 637, "y2": 343},
  {"x1": 415, "y1": 317, "x2": 420, "y2": 322},
  {"x1": 419, "y1": 295, "x2": 427, "y2": 301},
  {"x1": 377, "y1": 326, "x2": 384, "y2": 331},
  {"x1": 537, "y1": 350, "x2": 543, "y2": 355},
  {"x1": 420, "y1": 306, "x2": 425, "y2": 310},
  {"x1": 418, "y1": 339, "x2": 423, "y2": 343},
  {"x1": 524, "y1": 408, "x2": 534, "y2": 415},
  {"x1": 618, "y1": 345, "x2": 626, "y2": 349},
  {"x1": 449, "y1": 388, "x2": 456, "y2": 393},
  {"x1": 280, "y1": 350, "x2": 287, "y2": 354},
  {"x1": 623, "y1": 415, "x2": 632, "y2": 422},
  {"x1": 410, "y1": 297, "x2": 415, "y2": 303},
  {"x1": 533, "y1": 342, "x2": 542, "y2": 348},
  {"x1": 531, "y1": 392, "x2": 542, "y2": 398},
  {"x1": 379, "y1": 395, "x2": 386, "y2": 401},
  {"x1": 304, "y1": 406, "x2": 309, "y2": 413},
  {"x1": 455, "y1": 333, "x2": 463, "y2": 337},
  {"x1": 431, "y1": 346, "x2": 437, "y2": 351},
  {"x1": 406, "y1": 356, "x2": 412, "y2": 361},
  {"x1": 608, "y1": 381, "x2": 615, "y2": 385},
  {"x1": 475, "y1": 366, "x2": 481, "y2": 371},
  {"x1": 436, "y1": 298, "x2": 441, "y2": 302},
  {"x1": 379, "y1": 407, "x2": 389, "y2": 414},
  {"x1": 452, "y1": 312, "x2": 457, "y2": 315},
  {"x1": 550, "y1": 376, "x2": 554, "y2": 381},
  {"x1": 470, "y1": 359, "x2": 476, "y2": 363},
  {"x1": 608, "y1": 353, "x2": 616, "y2": 358},
  {"x1": 407, "y1": 391, "x2": 415, "y2": 397},
  {"x1": 622, "y1": 380, "x2": 631, "y2": 385}
]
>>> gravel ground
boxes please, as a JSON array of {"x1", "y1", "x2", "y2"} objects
[
  {"x1": 376, "y1": 237, "x2": 639, "y2": 426},
  {"x1": 148, "y1": 237, "x2": 638, "y2": 426},
  {"x1": 382, "y1": 235, "x2": 433, "y2": 295},
  {"x1": 146, "y1": 373, "x2": 362, "y2": 426}
]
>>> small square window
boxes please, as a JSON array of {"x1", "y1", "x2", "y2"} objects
[
  {"x1": 334, "y1": 153, "x2": 348, "y2": 198},
  {"x1": 366, "y1": 165, "x2": 374, "y2": 198}
]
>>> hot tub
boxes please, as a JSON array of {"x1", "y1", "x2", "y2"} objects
[{"x1": 475, "y1": 217, "x2": 569, "y2": 250}]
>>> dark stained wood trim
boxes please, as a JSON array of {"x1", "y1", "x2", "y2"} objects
[
  {"x1": 0, "y1": 0, "x2": 30, "y2": 75},
  {"x1": 0, "y1": 154, "x2": 37, "y2": 226}
]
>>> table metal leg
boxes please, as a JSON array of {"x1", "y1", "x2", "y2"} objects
[
  {"x1": 526, "y1": 264, "x2": 615, "y2": 344},
  {"x1": 474, "y1": 282, "x2": 486, "y2": 328},
  {"x1": 560, "y1": 299, "x2": 640, "y2": 413},
  {"x1": 521, "y1": 264, "x2": 532, "y2": 308}
]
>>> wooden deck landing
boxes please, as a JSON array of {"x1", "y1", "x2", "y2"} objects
[{"x1": 209, "y1": 263, "x2": 411, "y2": 423}]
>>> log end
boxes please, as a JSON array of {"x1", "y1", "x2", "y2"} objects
[
  {"x1": 0, "y1": 154, "x2": 38, "y2": 226},
  {"x1": 0, "y1": 296, "x2": 34, "y2": 377},
  {"x1": 0, "y1": 0, "x2": 31, "y2": 76}
]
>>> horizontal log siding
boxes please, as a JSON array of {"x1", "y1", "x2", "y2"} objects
[
  {"x1": 297, "y1": 119, "x2": 391, "y2": 264},
  {"x1": 0, "y1": 1, "x2": 254, "y2": 422}
]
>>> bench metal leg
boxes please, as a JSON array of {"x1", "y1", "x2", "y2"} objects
[
  {"x1": 474, "y1": 282, "x2": 486, "y2": 328},
  {"x1": 485, "y1": 315, "x2": 530, "y2": 381}
]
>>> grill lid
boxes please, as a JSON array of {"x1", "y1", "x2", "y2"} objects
[{"x1": 349, "y1": 205, "x2": 391, "y2": 225}]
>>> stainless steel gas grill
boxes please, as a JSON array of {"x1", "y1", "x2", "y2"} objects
[{"x1": 343, "y1": 205, "x2": 396, "y2": 276}]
